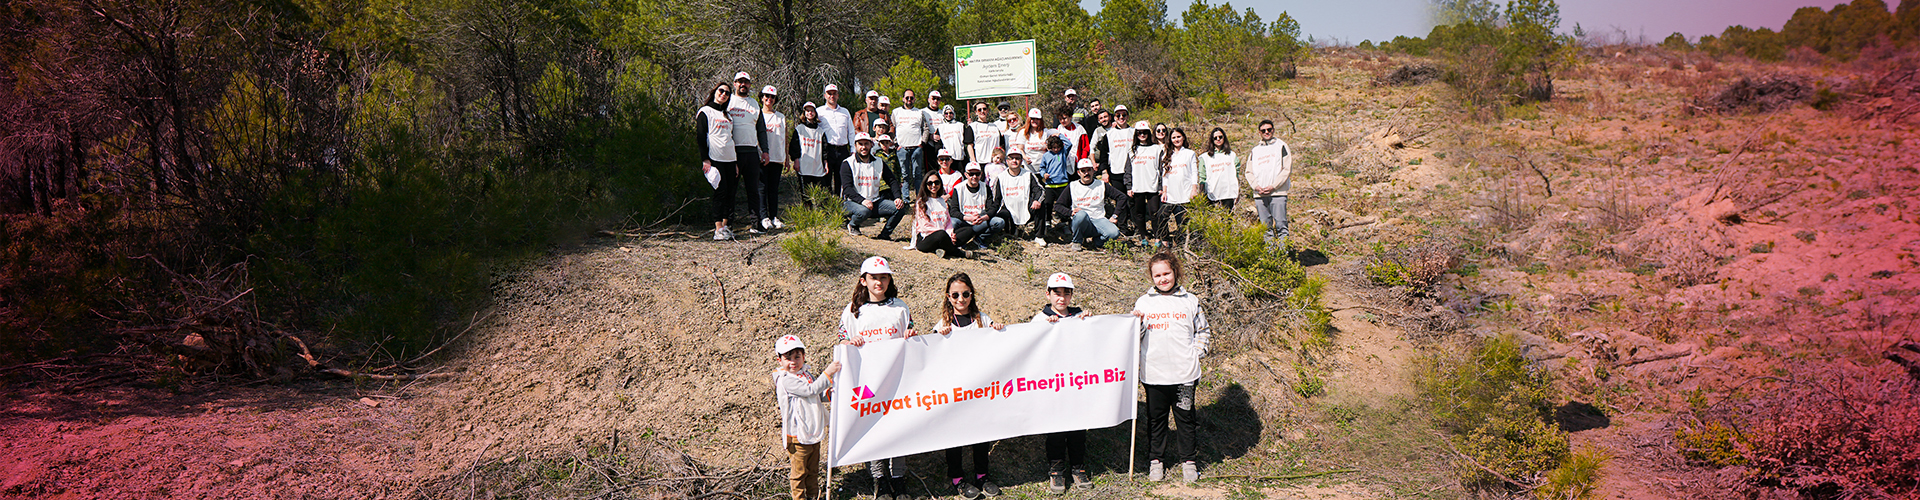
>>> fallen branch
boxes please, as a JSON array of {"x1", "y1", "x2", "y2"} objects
[
  {"x1": 1618, "y1": 350, "x2": 1692, "y2": 367},
  {"x1": 319, "y1": 368, "x2": 462, "y2": 381},
  {"x1": 1205, "y1": 469, "x2": 1356, "y2": 482}
]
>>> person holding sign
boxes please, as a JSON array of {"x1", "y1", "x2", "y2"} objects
[
  {"x1": 773, "y1": 335, "x2": 841, "y2": 500},
  {"x1": 697, "y1": 82, "x2": 739, "y2": 240},
  {"x1": 1246, "y1": 119, "x2": 1294, "y2": 243},
  {"x1": 1133, "y1": 252, "x2": 1212, "y2": 485},
  {"x1": 1197, "y1": 127, "x2": 1239, "y2": 211},
  {"x1": 934, "y1": 273, "x2": 1004, "y2": 499},
  {"x1": 1030, "y1": 273, "x2": 1094, "y2": 494},
  {"x1": 838, "y1": 256, "x2": 919, "y2": 500}
]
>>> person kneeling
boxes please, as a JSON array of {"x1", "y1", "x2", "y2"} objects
[
  {"x1": 1052, "y1": 159, "x2": 1127, "y2": 251},
  {"x1": 949, "y1": 161, "x2": 1006, "y2": 251},
  {"x1": 840, "y1": 133, "x2": 906, "y2": 240}
]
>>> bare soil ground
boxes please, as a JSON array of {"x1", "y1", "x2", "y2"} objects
[{"x1": 5, "y1": 49, "x2": 1914, "y2": 500}]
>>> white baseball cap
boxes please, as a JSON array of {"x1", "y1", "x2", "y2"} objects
[
  {"x1": 825, "y1": 84, "x2": 840, "y2": 93},
  {"x1": 860, "y1": 256, "x2": 894, "y2": 275},
  {"x1": 1005, "y1": 149, "x2": 1024, "y2": 159},
  {"x1": 1076, "y1": 158, "x2": 1096, "y2": 170},
  {"x1": 873, "y1": 118, "x2": 888, "y2": 128},
  {"x1": 1063, "y1": 88, "x2": 1078, "y2": 96},
  {"x1": 775, "y1": 334, "x2": 805, "y2": 355},
  {"x1": 878, "y1": 96, "x2": 891, "y2": 105},
  {"x1": 964, "y1": 162, "x2": 983, "y2": 172},
  {"x1": 803, "y1": 101, "x2": 817, "y2": 109},
  {"x1": 761, "y1": 85, "x2": 778, "y2": 96},
  {"x1": 865, "y1": 90, "x2": 880, "y2": 98},
  {"x1": 1134, "y1": 120, "x2": 1150, "y2": 130},
  {"x1": 937, "y1": 148, "x2": 953, "y2": 158},
  {"x1": 1047, "y1": 272, "x2": 1076, "y2": 289},
  {"x1": 734, "y1": 71, "x2": 752, "y2": 81},
  {"x1": 854, "y1": 133, "x2": 873, "y2": 144},
  {"x1": 1027, "y1": 108, "x2": 1043, "y2": 119},
  {"x1": 1113, "y1": 104, "x2": 1128, "y2": 113},
  {"x1": 929, "y1": 90, "x2": 943, "y2": 98},
  {"x1": 875, "y1": 134, "x2": 893, "y2": 143}
]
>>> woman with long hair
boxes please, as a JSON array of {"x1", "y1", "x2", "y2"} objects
[
  {"x1": 838, "y1": 256, "x2": 919, "y2": 499},
  {"x1": 913, "y1": 171, "x2": 973, "y2": 259},
  {"x1": 1124, "y1": 121, "x2": 1163, "y2": 239},
  {"x1": 1198, "y1": 127, "x2": 1238, "y2": 211},
  {"x1": 1156, "y1": 128, "x2": 1197, "y2": 245},
  {"x1": 934, "y1": 272, "x2": 1004, "y2": 499},
  {"x1": 697, "y1": 82, "x2": 739, "y2": 240}
]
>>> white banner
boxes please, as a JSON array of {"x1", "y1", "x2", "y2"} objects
[
  {"x1": 953, "y1": 40, "x2": 1039, "y2": 100},
  {"x1": 828, "y1": 315, "x2": 1139, "y2": 467}
]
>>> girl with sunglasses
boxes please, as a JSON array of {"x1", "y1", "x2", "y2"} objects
[
  {"x1": 697, "y1": 82, "x2": 739, "y2": 240},
  {"x1": 934, "y1": 273, "x2": 1004, "y2": 499},
  {"x1": 1198, "y1": 127, "x2": 1239, "y2": 211}
]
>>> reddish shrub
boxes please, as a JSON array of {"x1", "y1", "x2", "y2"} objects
[{"x1": 1720, "y1": 364, "x2": 1920, "y2": 497}]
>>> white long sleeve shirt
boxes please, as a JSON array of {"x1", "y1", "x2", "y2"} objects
[
  {"x1": 819, "y1": 105, "x2": 853, "y2": 146},
  {"x1": 774, "y1": 368, "x2": 831, "y2": 444},
  {"x1": 1135, "y1": 286, "x2": 1210, "y2": 385},
  {"x1": 1247, "y1": 139, "x2": 1293, "y2": 197}
]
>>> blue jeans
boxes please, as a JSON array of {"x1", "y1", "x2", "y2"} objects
[
  {"x1": 1070, "y1": 211, "x2": 1121, "y2": 249},
  {"x1": 958, "y1": 217, "x2": 1007, "y2": 248},
  {"x1": 900, "y1": 146, "x2": 925, "y2": 200},
  {"x1": 844, "y1": 199, "x2": 905, "y2": 236}
]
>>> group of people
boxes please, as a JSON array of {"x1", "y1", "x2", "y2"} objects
[
  {"x1": 699, "y1": 74, "x2": 1297, "y2": 252},
  {"x1": 774, "y1": 254, "x2": 1212, "y2": 500}
]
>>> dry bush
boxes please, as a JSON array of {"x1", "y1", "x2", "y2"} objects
[
  {"x1": 1845, "y1": 58, "x2": 1920, "y2": 125},
  {"x1": 1375, "y1": 64, "x2": 1443, "y2": 87},
  {"x1": 1678, "y1": 364, "x2": 1920, "y2": 498},
  {"x1": 1694, "y1": 59, "x2": 1718, "y2": 73},
  {"x1": 1692, "y1": 76, "x2": 1814, "y2": 115},
  {"x1": 1364, "y1": 237, "x2": 1464, "y2": 294}
]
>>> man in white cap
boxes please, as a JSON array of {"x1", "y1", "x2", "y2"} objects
[
  {"x1": 758, "y1": 85, "x2": 789, "y2": 231},
  {"x1": 1063, "y1": 88, "x2": 1087, "y2": 126},
  {"x1": 1053, "y1": 157, "x2": 1127, "y2": 251},
  {"x1": 891, "y1": 89, "x2": 931, "y2": 202},
  {"x1": 820, "y1": 84, "x2": 854, "y2": 193},
  {"x1": 948, "y1": 161, "x2": 1005, "y2": 250},
  {"x1": 729, "y1": 71, "x2": 772, "y2": 232},
  {"x1": 840, "y1": 133, "x2": 905, "y2": 239},
  {"x1": 852, "y1": 90, "x2": 881, "y2": 143}
]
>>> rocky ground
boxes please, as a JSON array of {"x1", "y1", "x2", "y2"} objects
[{"x1": 3, "y1": 49, "x2": 1914, "y2": 500}]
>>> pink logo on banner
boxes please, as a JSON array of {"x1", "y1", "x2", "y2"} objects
[{"x1": 850, "y1": 386, "x2": 876, "y2": 401}]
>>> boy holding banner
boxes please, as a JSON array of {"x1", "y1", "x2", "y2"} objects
[
  {"x1": 1031, "y1": 273, "x2": 1094, "y2": 494},
  {"x1": 1133, "y1": 252, "x2": 1211, "y2": 485},
  {"x1": 774, "y1": 335, "x2": 842, "y2": 500}
]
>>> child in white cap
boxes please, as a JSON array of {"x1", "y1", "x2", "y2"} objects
[
  {"x1": 1030, "y1": 272, "x2": 1092, "y2": 493},
  {"x1": 773, "y1": 335, "x2": 841, "y2": 500},
  {"x1": 838, "y1": 256, "x2": 919, "y2": 498}
]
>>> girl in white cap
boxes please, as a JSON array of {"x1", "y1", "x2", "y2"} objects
[
  {"x1": 697, "y1": 82, "x2": 739, "y2": 240},
  {"x1": 760, "y1": 85, "x2": 789, "y2": 231},
  {"x1": 1030, "y1": 272, "x2": 1093, "y2": 494},
  {"x1": 1020, "y1": 108, "x2": 1049, "y2": 171},
  {"x1": 772, "y1": 334, "x2": 841, "y2": 500},
  {"x1": 838, "y1": 256, "x2": 918, "y2": 499},
  {"x1": 934, "y1": 272, "x2": 1004, "y2": 499},
  {"x1": 1131, "y1": 252, "x2": 1211, "y2": 485}
]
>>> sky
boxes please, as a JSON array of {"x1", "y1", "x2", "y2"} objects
[{"x1": 1071, "y1": 0, "x2": 1862, "y2": 45}]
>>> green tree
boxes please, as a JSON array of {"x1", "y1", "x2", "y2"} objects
[
  {"x1": 1781, "y1": 6, "x2": 1832, "y2": 52},
  {"x1": 1268, "y1": 11, "x2": 1309, "y2": 76},
  {"x1": 1897, "y1": 0, "x2": 1920, "y2": 43},
  {"x1": 875, "y1": 56, "x2": 940, "y2": 104},
  {"x1": 1828, "y1": 0, "x2": 1894, "y2": 60},
  {"x1": 1660, "y1": 32, "x2": 1692, "y2": 51}
]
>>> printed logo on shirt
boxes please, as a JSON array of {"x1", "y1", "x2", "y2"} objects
[{"x1": 1141, "y1": 311, "x2": 1190, "y2": 331}]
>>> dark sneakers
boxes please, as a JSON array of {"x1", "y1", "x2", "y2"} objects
[
  {"x1": 978, "y1": 476, "x2": 1001, "y2": 497},
  {"x1": 953, "y1": 479, "x2": 982, "y2": 499},
  {"x1": 1047, "y1": 471, "x2": 1067, "y2": 495},
  {"x1": 1072, "y1": 468, "x2": 1092, "y2": 489}
]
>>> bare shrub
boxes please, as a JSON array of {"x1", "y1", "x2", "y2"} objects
[
  {"x1": 1679, "y1": 364, "x2": 1920, "y2": 498},
  {"x1": 1693, "y1": 76, "x2": 1814, "y2": 115},
  {"x1": 1375, "y1": 64, "x2": 1442, "y2": 86}
]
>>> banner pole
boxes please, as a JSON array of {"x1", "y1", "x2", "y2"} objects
[
  {"x1": 1128, "y1": 318, "x2": 1141, "y2": 481},
  {"x1": 825, "y1": 344, "x2": 841, "y2": 500}
]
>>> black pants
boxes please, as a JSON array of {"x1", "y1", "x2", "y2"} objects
[
  {"x1": 762, "y1": 161, "x2": 784, "y2": 220},
  {"x1": 737, "y1": 146, "x2": 765, "y2": 225},
  {"x1": 1154, "y1": 203, "x2": 1188, "y2": 241},
  {"x1": 1127, "y1": 193, "x2": 1160, "y2": 238},
  {"x1": 915, "y1": 228, "x2": 971, "y2": 257},
  {"x1": 1212, "y1": 198, "x2": 1235, "y2": 211},
  {"x1": 710, "y1": 159, "x2": 738, "y2": 223},
  {"x1": 1144, "y1": 382, "x2": 1197, "y2": 464},
  {"x1": 1045, "y1": 430, "x2": 1087, "y2": 469},
  {"x1": 945, "y1": 441, "x2": 993, "y2": 480},
  {"x1": 1037, "y1": 185, "x2": 1065, "y2": 242},
  {"x1": 798, "y1": 174, "x2": 832, "y2": 206},
  {"x1": 824, "y1": 144, "x2": 851, "y2": 194}
]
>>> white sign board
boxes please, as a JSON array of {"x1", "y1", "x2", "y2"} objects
[
  {"x1": 953, "y1": 40, "x2": 1039, "y2": 100},
  {"x1": 827, "y1": 315, "x2": 1139, "y2": 466}
]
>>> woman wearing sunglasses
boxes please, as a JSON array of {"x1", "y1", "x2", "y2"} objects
[
  {"x1": 1198, "y1": 127, "x2": 1239, "y2": 211},
  {"x1": 913, "y1": 171, "x2": 975, "y2": 259}
]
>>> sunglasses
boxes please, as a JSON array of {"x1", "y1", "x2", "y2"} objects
[
  {"x1": 926, "y1": 181, "x2": 942, "y2": 186},
  {"x1": 1212, "y1": 136, "x2": 1226, "y2": 140},
  {"x1": 1259, "y1": 128, "x2": 1274, "y2": 133},
  {"x1": 967, "y1": 171, "x2": 983, "y2": 177},
  {"x1": 949, "y1": 291, "x2": 973, "y2": 299}
]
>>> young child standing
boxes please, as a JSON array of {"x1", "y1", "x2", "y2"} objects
[
  {"x1": 935, "y1": 273, "x2": 1005, "y2": 499},
  {"x1": 1132, "y1": 252, "x2": 1211, "y2": 485},
  {"x1": 1030, "y1": 273, "x2": 1093, "y2": 494},
  {"x1": 839, "y1": 256, "x2": 919, "y2": 500},
  {"x1": 774, "y1": 335, "x2": 842, "y2": 500}
]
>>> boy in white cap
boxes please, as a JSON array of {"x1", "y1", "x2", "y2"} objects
[
  {"x1": 773, "y1": 335, "x2": 841, "y2": 500},
  {"x1": 838, "y1": 256, "x2": 918, "y2": 499},
  {"x1": 840, "y1": 133, "x2": 906, "y2": 239},
  {"x1": 1029, "y1": 272, "x2": 1093, "y2": 493}
]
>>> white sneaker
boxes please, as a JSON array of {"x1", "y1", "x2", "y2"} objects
[
  {"x1": 1066, "y1": 243, "x2": 1082, "y2": 252},
  {"x1": 1147, "y1": 460, "x2": 1164, "y2": 482},
  {"x1": 771, "y1": 217, "x2": 787, "y2": 229},
  {"x1": 934, "y1": 248, "x2": 948, "y2": 259},
  {"x1": 1033, "y1": 237, "x2": 1046, "y2": 247},
  {"x1": 714, "y1": 227, "x2": 734, "y2": 240},
  {"x1": 761, "y1": 218, "x2": 774, "y2": 232},
  {"x1": 1181, "y1": 461, "x2": 1198, "y2": 484}
]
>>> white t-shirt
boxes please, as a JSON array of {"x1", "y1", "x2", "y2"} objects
[
  {"x1": 819, "y1": 105, "x2": 853, "y2": 146},
  {"x1": 1105, "y1": 129, "x2": 1134, "y2": 175},
  {"x1": 994, "y1": 169, "x2": 1035, "y2": 225},
  {"x1": 967, "y1": 122, "x2": 1000, "y2": 161},
  {"x1": 1162, "y1": 148, "x2": 1198, "y2": 204},
  {"x1": 916, "y1": 196, "x2": 954, "y2": 236},
  {"x1": 839, "y1": 297, "x2": 913, "y2": 344},
  {"x1": 937, "y1": 122, "x2": 969, "y2": 162},
  {"x1": 1068, "y1": 179, "x2": 1112, "y2": 220},
  {"x1": 892, "y1": 107, "x2": 929, "y2": 148}
]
